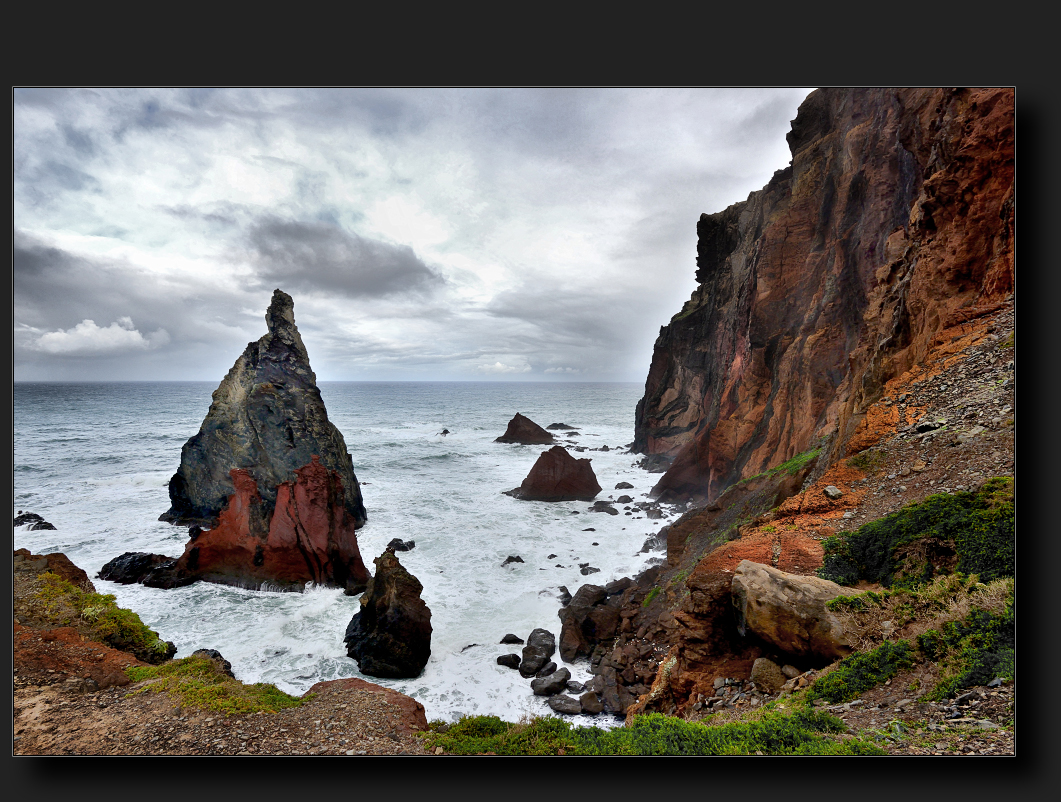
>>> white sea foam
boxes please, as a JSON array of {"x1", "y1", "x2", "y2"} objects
[{"x1": 14, "y1": 381, "x2": 676, "y2": 726}]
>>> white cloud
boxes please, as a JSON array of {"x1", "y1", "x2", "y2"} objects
[
  {"x1": 36, "y1": 318, "x2": 170, "y2": 355},
  {"x1": 544, "y1": 366, "x2": 584, "y2": 374},
  {"x1": 476, "y1": 361, "x2": 531, "y2": 374}
]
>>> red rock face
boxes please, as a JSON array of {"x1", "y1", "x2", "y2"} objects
[
  {"x1": 634, "y1": 88, "x2": 1014, "y2": 503},
  {"x1": 176, "y1": 456, "x2": 370, "y2": 594},
  {"x1": 512, "y1": 445, "x2": 602, "y2": 501}
]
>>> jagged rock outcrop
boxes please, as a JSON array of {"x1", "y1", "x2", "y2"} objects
[
  {"x1": 151, "y1": 290, "x2": 369, "y2": 593},
  {"x1": 14, "y1": 512, "x2": 57, "y2": 531},
  {"x1": 494, "y1": 413, "x2": 554, "y2": 445},
  {"x1": 730, "y1": 560, "x2": 856, "y2": 662},
  {"x1": 634, "y1": 88, "x2": 1014, "y2": 503},
  {"x1": 504, "y1": 445, "x2": 601, "y2": 501},
  {"x1": 98, "y1": 551, "x2": 196, "y2": 589},
  {"x1": 344, "y1": 550, "x2": 432, "y2": 679},
  {"x1": 161, "y1": 288, "x2": 366, "y2": 527}
]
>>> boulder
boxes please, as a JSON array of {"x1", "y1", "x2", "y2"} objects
[
  {"x1": 579, "y1": 691, "x2": 604, "y2": 714},
  {"x1": 518, "y1": 628, "x2": 556, "y2": 678},
  {"x1": 589, "y1": 501, "x2": 618, "y2": 515},
  {"x1": 13, "y1": 512, "x2": 56, "y2": 530},
  {"x1": 160, "y1": 289, "x2": 366, "y2": 530},
  {"x1": 191, "y1": 648, "x2": 235, "y2": 678},
  {"x1": 344, "y1": 550, "x2": 431, "y2": 678},
  {"x1": 98, "y1": 551, "x2": 196, "y2": 589},
  {"x1": 531, "y1": 667, "x2": 571, "y2": 696},
  {"x1": 748, "y1": 657, "x2": 786, "y2": 693},
  {"x1": 546, "y1": 423, "x2": 579, "y2": 430},
  {"x1": 501, "y1": 555, "x2": 524, "y2": 566},
  {"x1": 547, "y1": 694, "x2": 582, "y2": 714},
  {"x1": 497, "y1": 654, "x2": 522, "y2": 669},
  {"x1": 614, "y1": 482, "x2": 634, "y2": 490},
  {"x1": 731, "y1": 560, "x2": 857, "y2": 662},
  {"x1": 495, "y1": 413, "x2": 554, "y2": 445},
  {"x1": 500, "y1": 633, "x2": 524, "y2": 645},
  {"x1": 506, "y1": 446, "x2": 601, "y2": 502},
  {"x1": 387, "y1": 538, "x2": 415, "y2": 552},
  {"x1": 558, "y1": 584, "x2": 623, "y2": 662}
]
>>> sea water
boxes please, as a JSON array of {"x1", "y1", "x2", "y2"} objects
[{"x1": 13, "y1": 381, "x2": 675, "y2": 726}]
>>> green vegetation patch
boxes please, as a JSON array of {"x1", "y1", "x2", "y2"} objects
[
  {"x1": 642, "y1": 587, "x2": 661, "y2": 608},
  {"x1": 741, "y1": 447, "x2": 822, "y2": 485},
  {"x1": 817, "y1": 478, "x2": 1014, "y2": 588},
  {"x1": 125, "y1": 656, "x2": 308, "y2": 716},
  {"x1": 35, "y1": 572, "x2": 174, "y2": 663},
  {"x1": 847, "y1": 449, "x2": 886, "y2": 474},
  {"x1": 421, "y1": 710, "x2": 885, "y2": 756},
  {"x1": 917, "y1": 593, "x2": 1015, "y2": 701},
  {"x1": 805, "y1": 641, "x2": 915, "y2": 704}
]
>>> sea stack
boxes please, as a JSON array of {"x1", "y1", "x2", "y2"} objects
[
  {"x1": 494, "y1": 413, "x2": 554, "y2": 445},
  {"x1": 506, "y1": 445, "x2": 601, "y2": 501},
  {"x1": 344, "y1": 549, "x2": 432, "y2": 679},
  {"x1": 156, "y1": 289, "x2": 370, "y2": 593}
]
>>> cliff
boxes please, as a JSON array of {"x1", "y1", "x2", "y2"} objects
[
  {"x1": 162, "y1": 289, "x2": 366, "y2": 527},
  {"x1": 634, "y1": 88, "x2": 1014, "y2": 503}
]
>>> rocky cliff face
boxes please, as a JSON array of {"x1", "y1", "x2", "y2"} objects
[
  {"x1": 162, "y1": 289, "x2": 366, "y2": 527},
  {"x1": 634, "y1": 88, "x2": 1014, "y2": 503}
]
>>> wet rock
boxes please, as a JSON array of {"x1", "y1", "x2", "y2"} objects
[
  {"x1": 546, "y1": 423, "x2": 579, "y2": 430},
  {"x1": 98, "y1": 552, "x2": 196, "y2": 589},
  {"x1": 518, "y1": 628, "x2": 556, "y2": 678},
  {"x1": 616, "y1": 495, "x2": 633, "y2": 504},
  {"x1": 531, "y1": 667, "x2": 571, "y2": 696},
  {"x1": 580, "y1": 565, "x2": 600, "y2": 576},
  {"x1": 495, "y1": 413, "x2": 554, "y2": 445},
  {"x1": 500, "y1": 633, "x2": 524, "y2": 645},
  {"x1": 501, "y1": 555, "x2": 525, "y2": 566},
  {"x1": 579, "y1": 691, "x2": 604, "y2": 714},
  {"x1": 13, "y1": 512, "x2": 56, "y2": 530},
  {"x1": 614, "y1": 482, "x2": 634, "y2": 490},
  {"x1": 589, "y1": 501, "x2": 619, "y2": 515},
  {"x1": 387, "y1": 538, "x2": 415, "y2": 552},
  {"x1": 497, "y1": 654, "x2": 522, "y2": 669},
  {"x1": 506, "y1": 446, "x2": 601, "y2": 502},
  {"x1": 548, "y1": 693, "x2": 583, "y2": 714},
  {"x1": 344, "y1": 550, "x2": 432, "y2": 679},
  {"x1": 557, "y1": 586, "x2": 572, "y2": 606}
]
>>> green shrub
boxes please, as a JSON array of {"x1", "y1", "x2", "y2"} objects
[
  {"x1": 642, "y1": 587, "x2": 661, "y2": 607},
  {"x1": 817, "y1": 479, "x2": 1014, "y2": 588},
  {"x1": 126, "y1": 656, "x2": 308, "y2": 716},
  {"x1": 36, "y1": 573, "x2": 174, "y2": 663},
  {"x1": 420, "y1": 710, "x2": 885, "y2": 756},
  {"x1": 805, "y1": 640, "x2": 915, "y2": 704}
]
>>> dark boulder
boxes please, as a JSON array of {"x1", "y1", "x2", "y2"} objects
[
  {"x1": 98, "y1": 552, "x2": 197, "y2": 589},
  {"x1": 500, "y1": 633, "x2": 525, "y2": 645},
  {"x1": 579, "y1": 691, "x2": 604, "y2": 714},
  {"x1": 589, "y1": 501, "x2": 619, "y2": 515},
  {"x1": 518, "y1": 628, "x2": 556, "y2": 678},
  {"x1": 546, "y1": 423, "x2": 579, "y2": 430},
  {"x1": 344, "y1": 550, "x2": 431, "y2": 678},
  {"x1": 13, "y1": 512, "x2": 57, "y2": 531},
  {"x1": 501, "y1": 555, "x2": 524, "y2": 567},
  {"x1": 495, "y1": 413, "x2": 554, "y2": 445},
  {"x1": 531, "y1": 667, "x2": 571, "y2": 696},
  {"x1": 387, "y1": 538, "x2": 415, "y2": 552},
  {"x1": 506, "y1": 446, "x2": 601, "y2": 502},
  {"x1": 614, "y1": 482, "x2": 634, "y2": 490},
  {"x1": 535, "y1": 661, "x2": 557, "y2": 678},
  {"x1": 497, "y1": 654, "x2": 522, "y2": 669},
  {"x1": 548, "y1": 694, "x2": 582, "y2": 714}
]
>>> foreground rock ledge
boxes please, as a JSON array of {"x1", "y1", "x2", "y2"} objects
[{"x1": 506, "y1": 445, "x2": 602, "y2": 501}]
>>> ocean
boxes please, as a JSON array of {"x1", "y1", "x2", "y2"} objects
[{"x1": 13, "y1": 381, "x2": 675, "y2": 725}]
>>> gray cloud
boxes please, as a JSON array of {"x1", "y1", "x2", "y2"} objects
[{"x1": 247, "y1": 217, "x2": 444, "y2": 298}]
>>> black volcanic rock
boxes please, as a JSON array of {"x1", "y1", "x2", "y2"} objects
[
  {"x1": 160, "y1": 289, "x2": 366, "y2": 528},
  {"x1": 98, "y1": 551, "x2": 197, "y2": 589},
  {"x1": 14, "y1": 512, "x2": 56, "y2": 530},
  {"x1": 494, "y1": 413, "x2": 554, "y2": 445},
  {"x1": 344, "y1": 550, "x2": 432, "y2": 679}
]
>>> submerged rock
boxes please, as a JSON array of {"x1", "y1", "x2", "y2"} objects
[
  {"x1": 506, "y1": 446, "x2": 601, "y2": 502},
  {"x1": 160, "y1": 289, "x2": 366, "y2": 529},
  {"x1": 495, "y1": 413, "x2": 554, "y2": 445},
  {"x1": 13, "y1": 512, "x2": 57, "y2": 531},
  {"x1": 344, "y1": 550, "x2": 432, "y2": 679}
]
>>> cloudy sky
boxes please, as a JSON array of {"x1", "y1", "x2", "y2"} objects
[{"x1": 13, "y1": 87, "x2": 813, "y2": 383}]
